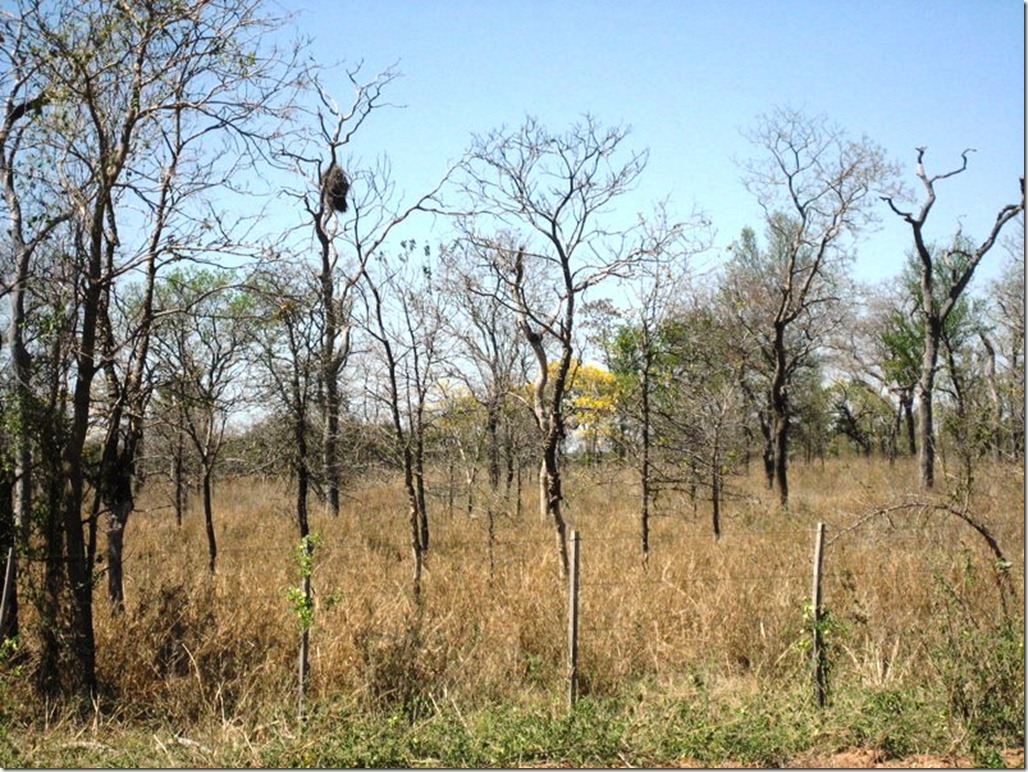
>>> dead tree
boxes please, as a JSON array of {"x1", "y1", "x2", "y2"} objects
[{"x1": 883, "y1": 148, "x2": 1024, "y2": 489}]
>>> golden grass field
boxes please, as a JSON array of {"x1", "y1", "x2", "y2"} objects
[{"x1": 4, "y1": 455, "x2": 1024, "y2": 766}]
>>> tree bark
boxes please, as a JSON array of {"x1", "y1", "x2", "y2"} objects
[
  {"x1": 917, "y1": 314, "x2": 940, "y2": 490},
  {"x1": 202, "y1": 465, "x2": 218, "y2": 574},
  {"x1": 639, "y1": 352, "x2": 652, "y2": 557},
  {"x1": 172, "y1": 425, "x2": 187, "y2": 526},
  {"x1": 770, "y1": 323, "x2": 790, "y2": 508},
  {"x1": 0, "y1": 476, "x2": 17, "y2": 644}
]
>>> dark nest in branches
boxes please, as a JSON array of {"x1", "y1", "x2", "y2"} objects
[{"x1": 321, "y1": 162, "x2": 349, "y2": 213}]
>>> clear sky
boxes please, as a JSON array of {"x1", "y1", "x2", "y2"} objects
[{"x1": 278, "y1": 0, "x2": 1024, "y2": 288}]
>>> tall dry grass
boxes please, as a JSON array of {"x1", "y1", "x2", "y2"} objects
[{"x1": 10, "y1": 456, "x2": 1025, "y2": 732}]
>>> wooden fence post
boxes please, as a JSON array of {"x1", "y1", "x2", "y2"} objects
[
  {"x1": 298, "y1": 573, "x2": 311, "y2": 721},
  {"x1": 0, "y1": 547, "x2": 14, "y2": 636},
  {"x1": 811, "y1": 522, "x2": 827, "y2": 708},
  {"x1": 567, "y1": 530, "x2": 580, "y2": 710}
]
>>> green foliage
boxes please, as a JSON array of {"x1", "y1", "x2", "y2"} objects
[
  {"x1": 929, "y1": 562, "x2": 1025, "y2": 764},
  {"x1": 603, "y1": 305, "x2": 749, "y2": 454},
  {"x1": 828, "y1": 378, "x2": 895, "y2": 454},
  {"x1": 841, "y1": 687, "x2": 942, "y2": 759},
  {"x1": 0, "y1": 678, "x2": 1008, "y2": 767},
  {"x1": 880, "y1": 302, "x2": 923, "y2": 388},
  {"x1": 255, "y1": 698, "x2": 632, "y2": 767},
  {"x1": 285, "y1": 532, "x2": 322, "y2": 632}
]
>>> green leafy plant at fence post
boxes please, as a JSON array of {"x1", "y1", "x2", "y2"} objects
[
  {"x1": 800, "y1": 600, "x2": 837, "y2": 707},
  {"x1": 930, "y1": 559, "x2": 1025, "y2": 765},
  {"x1": 286, "y1": 532, "x2": 322, "y2": 721}
]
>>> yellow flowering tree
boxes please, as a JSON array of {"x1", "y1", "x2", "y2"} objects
[{"x1": 565, "y1": 362, "x2": 619, "y2": 463}]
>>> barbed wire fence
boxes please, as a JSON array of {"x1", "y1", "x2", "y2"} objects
[{"x1": 6, "y1": 499, "x2": 1023, "y2": 722}]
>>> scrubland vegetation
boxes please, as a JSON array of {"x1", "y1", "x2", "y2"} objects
[
  {"x1": 2, "y1": 457, "x2": 1022, "y2": 767},
  {"x1": 0, "y1": 1, "x2": 1023, "y2": 767}
]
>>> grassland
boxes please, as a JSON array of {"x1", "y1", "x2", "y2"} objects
[{"x1": 1, "y1": 457, "x2": 1023, "y2": 767}]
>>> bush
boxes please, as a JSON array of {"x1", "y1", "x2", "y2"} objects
[{"x1": 930, "y1": 561, "x2": 1025, "y2": 763}]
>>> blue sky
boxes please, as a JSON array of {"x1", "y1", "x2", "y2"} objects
[{"x1": 280, "y1": 0, "x2": 1024, "y2": 287}]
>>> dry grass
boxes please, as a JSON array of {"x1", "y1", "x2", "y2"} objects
[
  {"x1": 108, "y1": 458, "x2": 1024, "y2": 710},
  {"x1": 3, "y1": 456, "x2": 1023, "y2": 765}
]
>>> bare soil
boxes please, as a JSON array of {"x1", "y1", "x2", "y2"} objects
[{"x1": 521, "y1": 747, "x2": 1025, "y2": 768}]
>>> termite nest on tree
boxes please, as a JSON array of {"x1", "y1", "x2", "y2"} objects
[{"x1": 321, "y1": 162, "x2": 349, "y2": 213}]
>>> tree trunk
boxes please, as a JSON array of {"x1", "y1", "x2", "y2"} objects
[
  {"x1": 770, "y1": 323, "x2": 790, "y2": 508},
  {"x1": 918, "y1": 316, "x2": 940, "y2": 489},
  {"x1": 979, "y1": 333, "x2": 1004, "y2": 461},
  {"x1": 60, "y1": 240, "x2": 102, "y2": 700},
  {"x1": 711, "y1": 457, "x2": 722, "y2": 542},
  {"x1": 60, "y1": 454, "x2": 98, "y2": 701},
  {"x1": 105, "y1": 504, "x2": 130, "y2": 612},
  {"x1": 542, "y1": 424, "x2": 570, "y2": 579},
  {"x1": 752, "y1": 409, "x2": 774, "y2": 489},
  {"x1": 101, "y1": 440, "x2": 136, "y2": 611},
  {"x1": 414, "y1": 432, "x2": 428, "y2": 552},
  {"x1": 464, "y1": 466, "x2": 476, "y2": 517},
  {"x1": 0, "y1": 475, "x2": 17, "y2": 644},
  {"x1": 103, "y1": 507, "x2": 124, "y2": 606},
  {"x1": 901, "y1": 390, "x2": 916, "y2": 456},
  {"x1": 639, "y1": 360, "x2": 651, "y2": 557},
  {"x1": 315, "y1": 200, "x2": 344, "y2": 519},
  {"x1": 323, "y1": 373, "x2": 341, "y2": 517},
  {"x1": 514, "y1": 462, "x2": 522, "y2": 519},
  {"x1": 486, "y1": 405, "x2": 501, "y2": 491},
  {"x1": 888, "y1": 401, "x2": 901, "y2": 465},
  {"x1": 407, "y1": 480, "x2": 424, "y2": 599},
  {"x1": 172, "y1": 429, "x2": 187, "y2": 526},
  {"x1": 38, "y1": 490, "x2": 64, "y2": 696},
  {"x1": 202, "y1": 466, "x2": 217, "y2": 574},
  {"x1": 772, "y1": 411, "x2": 788, "y2": 508},
  {"x1": 504, "y1": 429, "x2": 515, "y2": 494}
]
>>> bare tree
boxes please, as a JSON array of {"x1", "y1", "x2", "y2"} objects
[
  {"x1": 736, "y1": 107, "x2": 897, "y2": 508},
  {"x1": 457, "y1": 115, "x2": 651, "y2": 577},
  {"x1": 342, "y1": 153, "x2": 452, "y2": 596},
  {"x1": 359, "y1": 239, "x2": 448, "y2": 597},
  {"x1": 437, "y1": 236, "x2": 531, "y2": 565},
  {"x1": 278, "y1": 65, "x2": 401, "y2": 516},
  {"x1": 883, "y1": 148, "x2": 1024, "y2": 488}
]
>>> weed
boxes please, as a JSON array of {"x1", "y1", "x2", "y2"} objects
[{"x1": 930, "y1": 559, "x2": 1025, "y2": 764}]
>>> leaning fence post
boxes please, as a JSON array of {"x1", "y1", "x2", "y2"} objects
[
  {"x1": 810, "y1": 521, "x2": 827, "y2": 708},
  {"x1": 567, "y1": 530, "x2": 581, "y2": 710},
  {"x1": 0, "y1": 547, "x2": 14, "y2": 635}
]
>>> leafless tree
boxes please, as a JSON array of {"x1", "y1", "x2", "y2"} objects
[
  {"x1": 277, "y1": 64, "x2": 401, "y2": 516},
  {"x1": 882, "y1": 148, "x2": 1024, "y2": 488},
  {"x1": 456, "y1": 114, "x2": 650, "y2": 577},
  {"x1": 358, "y1": 238, "x2": 449, "y2": 597},
  {"x1": 736, "y1": 107, "x2": 897, "y2": 508},
  {"x1": 342, "y1": 153, "x2": 452, "y2": 596},
  {"x1": 437, "y1": 236, "x2": 532, "y2": 566}
]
